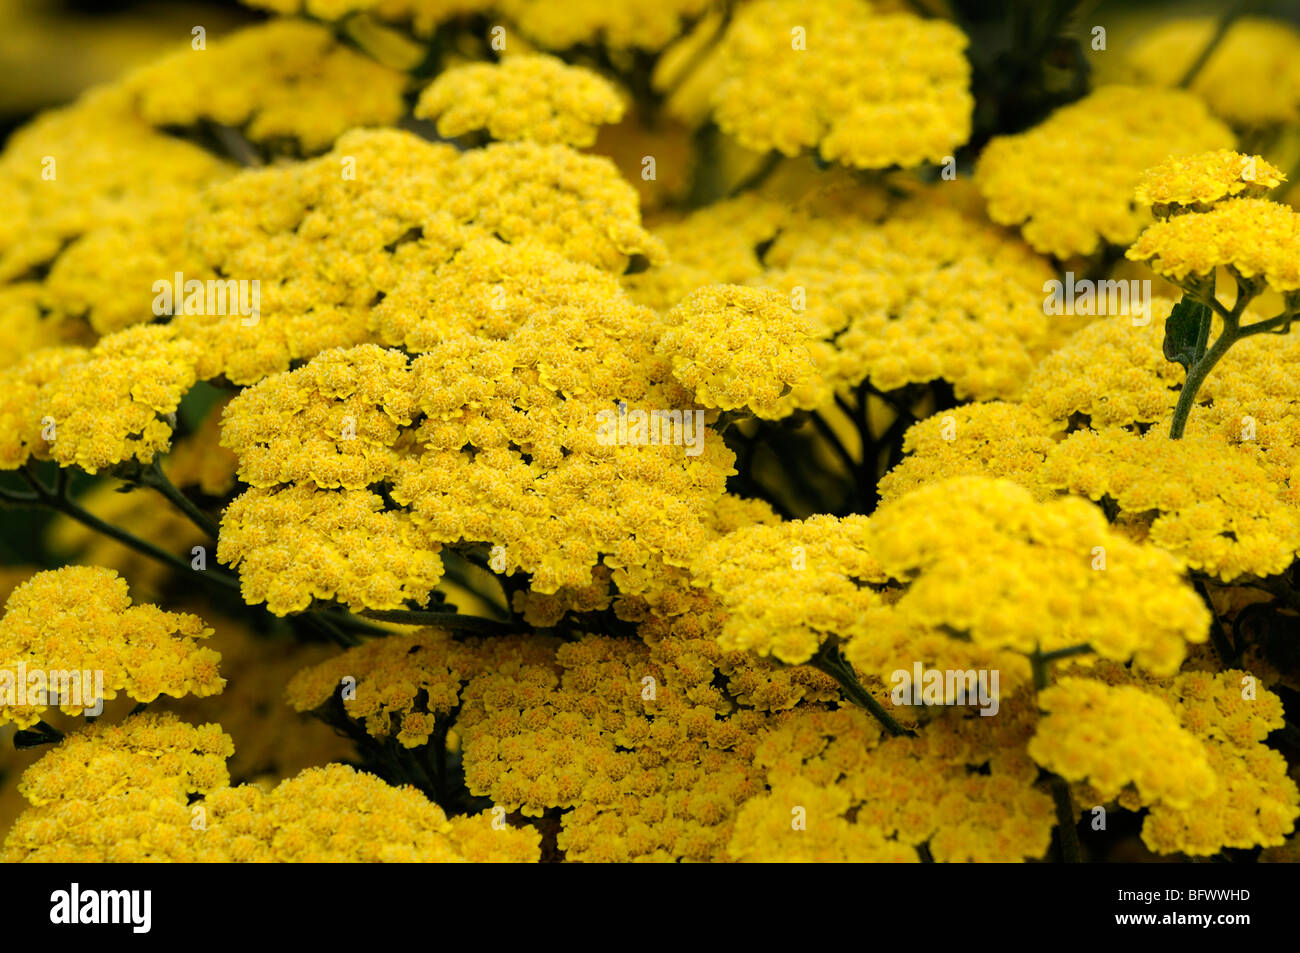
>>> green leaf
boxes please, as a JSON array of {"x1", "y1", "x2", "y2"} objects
[{"x1": 1164, "y1": 296, "x2": 1210, "y2": 372}]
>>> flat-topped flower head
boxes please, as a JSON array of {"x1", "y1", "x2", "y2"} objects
[
  {"x1": 217, "y1": 485, "x2": 444, "y2": 615},
  {"x1": 1135, "y1": 150, "x2": 1285, "y2": 215},
  {"x1": 692, "y1": 515, "x2": 886, "y2": 664},
  {"x1": 758, "y1": 190, "x2": 1055, "y2": 400},
  {"x1": 220, "y1": 344, "x2": 418, "y2": 491},
  {"x1": 1041, "y1": 429, "x2": 1300, "y2": 581},
  {"x1": 0, "y1": 568, "x2": 223, "y2": 728},
  {"x1": 975, "y1": 86, "x2": 1234, "y2": 258},
  {"x1": 0, "y1": 85, "x2": 227, "y2": 285},
  {"x1": 713, "y1": 0, "x2": 972, "y2": 169},
  {"x1": 657, "y1": 284, "x2": 825, "y2": 419},
  {"x1": 863, "y1": 477, "x2": 1209, "y2": 675},
  {"x1": 1127, "y1": 198, "x2": 1300, "y2": 293},
  {"x1": 287, "y1": 630, "x2": 555, "y2": 747},
  {"x1": 416, "y1": 54, "x2": 624, "y2": 147},
  {"x1": 33, "y1": 325, "x2": 199, "y2": 473},
  {"x1": 878, "y1": 401, "x2": 1064, "y2": 505},
  {"x1": 1029, "y1": 678, "x2": 1215, "y2": 810},
  {"x1": 120, "y1": 20, "x2": 407, "y2": 153},
  {"x1": 181, "y1": 130, "x2": 663, "y2": 385},
  {"x1": 17, "y1": 712, "x2": 233, "y2": 805}
]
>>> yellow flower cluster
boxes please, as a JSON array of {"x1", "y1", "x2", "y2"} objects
[
  {"x1": 8, "y1": 0, "x2": 1300, "y2": 868},
  {"x1": 0, "y1": 567, "x2": 223, "y2": 729},
  {"x1": 975, "y1": 86, "x2": 1234, "y2": 257},
  {"x1": 862, "y1": 477, "x2": 1209, "y2": 675},
  {"x1": 415, "y1": 54, "x2": 624, "y2": 146},
  {"x1": 728, "y1": 775, "x2": 920, "y2": 862},
  {"x1": 6, "y1": 749, "x2": 538, "y2": 862},
  {"x1": 1029, "y1": 678, "x2": 1215, "y2": 809},
  {"x1": 199, "y1": 764, "x2": 539, "y2": 862},
  {"x1": 1128, "y1": 198, "x2": 1300, "y2": 292},
  {"x1": 0, "y1": 85, "x2": 228, "y2": 285},
  {"x1": 17, "y1": 713, "x2": 233, "y2": 806},
  {"x1": 287, "y1": 629, "x2": 556, "y2": 747},
  {"x1": 1080, "y1": 663, "x2": 1297, "y2": 855},
  {"x1": 179, "y1": 129, "x2": 662, "y2": 385},
  {"x1": 1042, "y1": 429, "x2": 1300, "y2": 581},
  {"x1": 220, "y1": 344, "x2": 417, "y2": 491},
  {"x1": 731, "y1": 701, "x2": 1055, "y2": 862},
  {"x1": 692, "y1": 515, "x2": 885, "y2": 664},
  {"x1": 500, "y1": 0, "x2": 714, "y2": 52},
  {"x1": 120, "y1": 20, "x2": 407, "y2": 152},
  {"x1": 757, "y1": 190, "x2": 1056, "y2": 400},
  {"x1": 153, "y1": 607, "x2": 353, "y2": 782},
  {"x1": 657, "y1": 285, "x2": 825, "y2": 418},
  {"x1": 1135, "y1": 150, "x2": 1285, "y2": 213},
  {"x1": 878, "y1": 401, "x2": 1064, "y2": 505},
  {"x1": 1021, "y1": 301, "x2": 1184, "y2": 428},
  {"x1": 455, "y1": 629, "x2": 781, "y2": 860},
  {"x1": 0, "y1": 347, "x2": 88, "y2": 470},
  {"x1": 35, "y1": 326, "x2": 198, "y2": 473},
  {"x1": 1127, "y1": 17, "x2": 1300, "y2": 128},
  {"x1": 374, "y1": 235, "x2": 642, "y2": 351},
  {"x1": 389, "y1": 337, "x2": 733, "y2": 598},
  {"x1": 713, "y1": 0, "x2": 972, "y2": 168},
  {"x1": 217, "y1": 484, "x2": 444, "y2": 615}
]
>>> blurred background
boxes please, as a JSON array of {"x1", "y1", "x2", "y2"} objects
[{"x1": 4, "y1": 0, "x2": 1300, "y2": 149}]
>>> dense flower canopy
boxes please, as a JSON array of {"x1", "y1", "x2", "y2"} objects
[{"x1": 2, "y1": 0, "x2": 1299, "y2": 869}]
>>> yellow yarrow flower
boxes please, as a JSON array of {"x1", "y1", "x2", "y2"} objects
[
  {"x1": 1029, "y1": 678, "x2": 1215, "y2": 810},
  {"x1": 287, "y1": 629, "x2": 555, "y2": 747},
  {"x1": 878, "y1": 401, "x2": 1064, "y2": 505},
  {"x1": 217, "y1": 484, "x2": 445, "y2": 615},
  {"x1": 0, "y1": 85, "x2": 227, "y2": 284},
  {"x1": 713, "y1": 0, "x2": 972, "y2": 169},
  {"x1": 180, "y1": 129, "x2": 663, "y2": 385},
  {"x1": 120, "y1": 20, "x2": 407, "y2": 152},
  {"x1": 501, "y1": 0, "x2": 713, "y2": 52},
  {"x1": 862, "y1": 477, "x2": 1209, "y2": 675},
  {"x1": 728, "y1": 775, "x2": 919, "y2": 862},
  {"x1": 416, "y1": 54, "x2": 624, "y2": 147},
  {"x1": 17, "y1": 712, "x2": 233, "y2": 806},
  {"x1": 692, "y1": 515, "x2": 886, "y2": 664},
  {"x1": 1127, "y1": 197, "x2": 1300, "y2": 292},
  {"x1": 220, "y1": 344, "x2": 418, "y2": 491},
  {"x1": 0, "y1": 567, "x2": 223, "y2": 729},
  {"x1": 760, "y1": 190, "x2": 1055, "y2": 400},
  {"x1": 975, "y1": 86, "x2": 1234, "y2": 258},
  {"x1": 1135, "y1": 150, "x2": 1285, "y2": 214},
  {"x1": 33, "y1": 325, "x2": 199, "y2": 474},
  {"x1": 1041, "y1": 429, "x2": 1300, "y2": 581},
  {"x1": 657, "y1": 284, "x2": 826, "y2": 418}
]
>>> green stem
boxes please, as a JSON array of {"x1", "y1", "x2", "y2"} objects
[
  {"x1": 811, "y1": 643, "x2": 914, "y2": 738},
  {"x1": 360, "y1": 608, "x2": 520, "y2": 636},
  {"x1": 1169, "y1": 326, "x2": 1238, "y2": 439},
  {"x1": 1170, "y1": 303, "x2": 1294, "y2": 439},
  {"x1": 1177, "y1": 4, "x2": 1247, "y2": 89},
  {"x1": 15, "y1": 466, "x2": 241, "y2": 595},
  {"x1": 140, "y1": 459, "x2": 221, "y2": 539}
]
